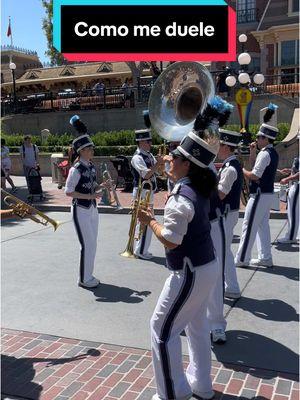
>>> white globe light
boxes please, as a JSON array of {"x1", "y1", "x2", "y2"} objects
[
  {"x1": 225, "y1": 75, "x2": 237, "y2": 87},
  {"x1": 239, "y1": 34, "x2": 247, "y2": 43},
  {"x1": 238, "y1": 52, "x2": 251, "y2": 65},
  {"x1": 9, "y1": 62, "x2": 16, "y2": 70},
  {"x1": 238, "y1": 72, "x2": 250, "y2": 84},
  {"x1": 253, "y1": 73, "x2": 265, "y2": 85}
]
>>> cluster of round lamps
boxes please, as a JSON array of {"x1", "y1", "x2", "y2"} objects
[{"x1": 225, "y1": 34, "x2": 265, "y2": 87}]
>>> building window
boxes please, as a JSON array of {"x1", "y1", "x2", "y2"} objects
[
  {"x1": 237, "y1": 0, "x2": 257, "y2": 23},
  {"x1": 281, "y1": 40, "x2": 297, "y2": 66},
  {"x1": 288, "y1": 0, "x2": 299, "y2": 14},
  {"x1": 292, "y1": 0, "x2": 299, "y2": 11}
]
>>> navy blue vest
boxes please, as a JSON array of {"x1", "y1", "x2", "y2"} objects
[
  {"x1": 73, "y1": 161, "x2": 97, "y2": 208},
  {"x1": 166, "y1": 184, "x2": 215, "y2": 271},
  {"x1": 249, "y1": 147, "x2": 279, "y2": 194},
  {"x1": 132, "y1": 150, "x2": 157, "y2": 191},
  {"x1": 220, "y1": 158, "x2": 243, "y2": 212}
]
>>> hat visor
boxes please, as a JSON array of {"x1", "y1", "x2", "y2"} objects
[{"x1": 171, "y1": 148, "x2": 184, "y2": 157}]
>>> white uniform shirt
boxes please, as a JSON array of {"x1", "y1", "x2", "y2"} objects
[
  {"x1": 252, "y1": 144, "x2": 273, "y2": 178},
  {"x1": 65, "y1": 158, "x2": 90, "y2": 194},
  {"x1": 218, "y1": 155, "x2": 238, "y2": 195},
  {"x1": 131, "y1": 148, "x2": 157, "y2": 179},
  {"x1": 161, "y1": 177, "x2": 195, "y2": 245},
  {"x1": 19, "y1": 144, "x2": 39, "y2": 167}
]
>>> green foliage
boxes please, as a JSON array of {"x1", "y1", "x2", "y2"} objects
[
  {"x1": 2, "y1": 123, "x2": 291, "y2": 154},
  {"x1": 41, "y1": 0, "x2": 66, "y2": 66}
]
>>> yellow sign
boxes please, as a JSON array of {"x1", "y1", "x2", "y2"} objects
[{"x1": 235, "y1": 88, "x2": 253, "y2": 106}]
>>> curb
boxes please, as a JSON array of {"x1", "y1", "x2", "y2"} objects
[{"x1": 35, "y1": 204, "x2": 287, "y2": 219}]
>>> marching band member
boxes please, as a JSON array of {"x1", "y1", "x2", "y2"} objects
[
  {"x1": 138, "y1": 132, "x2": 218, "y2": 400},
  {"x1": 235, "y1": 121, "x2": 279, "y2": 268},
  {"x1": 207, "y1": 129, "x2": 243, "y2": 344},
  {"x1": 277, "y1": 153, "x2": 299, "y2": 244},
  {"x1": 131, "y1": 129, "x2": 164, "y2": 260},
  {"x1": 202, "y1": 104, "x2": 234, "y2": 345},
  {"x1": 218, "y1": 129, "x2": 243, "y2": 298},
  {"x1": 66, "y1": 116, "x2": 107, "y2": 288},
  {"x1": 138, "y1": 97, "x2": 232, "y2": 400}
]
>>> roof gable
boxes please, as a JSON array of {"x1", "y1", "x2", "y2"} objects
[
  {"x1": 26, "y1": 70, "x2": 40, "y2": 79},
  {"x1": 97, "y1": 62, "x2": 113, "y2": 73},
  {"x1": 59, "y1": 66, "x2": 76, "y2": 76}
]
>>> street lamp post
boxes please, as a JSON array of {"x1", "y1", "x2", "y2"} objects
[
  {"x1": 225, "y1": 34, "x2": 265, "y2": 148},
  {"x1": 9, "y1": 62, "x2": 17, "y2": 112}
]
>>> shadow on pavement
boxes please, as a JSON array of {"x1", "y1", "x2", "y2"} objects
[
  {"x1": 212, "y1": 393, "x2": 271, "y2": 399},
  {"x1": 236, "y1": 264, "x2": 299, "y2": 281},
  {"x1": 89, "y1": 283, "x2": 151, "y2": 303},
  {"x1": 1, "y1": 349, "x2": 100, "y2": 400},
  {"x1": 224, "y1": 297, "x2": 299, "y2": 322},
  {"x1": 148, "y1": 256, "x2": 166, "y2": 266},
  {"x1": 272, "y1": 242, "x2": 299, "y2": 252},
  {"x1": 212, "y1": 330, "x2": 299, "y2": 378}
]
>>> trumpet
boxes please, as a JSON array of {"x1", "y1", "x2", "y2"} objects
[
  {"x1": 238, "y1": 152, "x2": 250, "y2": 206},
  {"x1": 136, "y1": 189, "x2": 152, "y2": 241},
  {"x1": 1, "y1": 189, "x2": 60, "y2": 231},
  {"x1": 157, "y1": 143, "x2": 167, "y2": 177},
  {"x1": 120, "y1": 179, "x2": 153, "y2": 258},
  {"x1": 102, "y1": 168, "x2": 122, "y2": 211}
]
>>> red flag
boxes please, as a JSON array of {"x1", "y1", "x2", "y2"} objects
[{"x1": 7, "y1": 20, "x2": 11, "y2": 37}]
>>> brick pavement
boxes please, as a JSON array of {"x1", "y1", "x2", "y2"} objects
[{"x1": 2, "y1": 329, "x2": 298, "y2": 400}]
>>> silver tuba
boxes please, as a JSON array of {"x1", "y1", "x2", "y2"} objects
[{"x1": 148, "y1": 62, "x2": 215, "y2": 142}]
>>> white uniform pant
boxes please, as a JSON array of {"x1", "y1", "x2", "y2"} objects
[
  {"x1": 284, "y1": 182, "x2": 299, "y2": 240},
  {"x1": 224, "y1": 210, "x2": 240, "y2": 293},
  {"x1": 132, "y1": 187, "x2": 153, "y2": 256},
  {"x1": 72, "y1": 204, "x2": 99, "y2": 283},
  {"x1": 151, "y1": 260, "x2": 218, "y2": 400},
  {"x1": 207, "y1": 219, "x2": 226, "y2": 331},
  {"x1": 235, "y1": 192, "x2": 273, "y2": 263}
]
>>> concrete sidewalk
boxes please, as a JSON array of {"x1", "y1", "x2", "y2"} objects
[{"x1": 1, "y1": 210, "x2": 299, "y2": 399}]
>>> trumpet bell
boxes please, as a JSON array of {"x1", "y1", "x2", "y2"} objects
[
  {"x1": 120, "y1": 250, "x2": 136, "y2": 258},
  {"x1": 149, "y1": 62, "x2": 215, "y2": 142}
]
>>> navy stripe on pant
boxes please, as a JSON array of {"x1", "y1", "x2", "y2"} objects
[
  {"x1": 240, "y1": 192, "x2": 261, "y2": 262},
  {"x1": 158, "y1": 266, "x2": 195, "y2": 399},
  {"x1": 289, "y1": 183, "x2": 299, "y2": 240},
  {"x1": 73, "y1": 205, "x2": 85, "y2": 283},
  {"x1": 219, "y1": 216, "x2": 226, "y2": 298}
]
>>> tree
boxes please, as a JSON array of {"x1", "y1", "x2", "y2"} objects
[
  {"x1": 41, "y1": 0, "x2": 66, "y2": 66},
  {"x1": 40, "y1": 0, "x2": 150, "y2": 79}
]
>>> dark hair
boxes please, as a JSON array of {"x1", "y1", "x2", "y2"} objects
[
  {"x1": 187, "y1": 160, "x2": 217, "y2": 198},
  {"x1": 24, "y1": 135, "x2": 31, "y2": 140},
  {"x1": 268, "y1": 138, "x2": 274, "y2": 144},
  {"x1": 1, "y1": 139, "x2": 5, "y2": 146}
]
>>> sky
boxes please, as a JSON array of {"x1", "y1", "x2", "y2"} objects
[{"x1": 1, "y1": 0, "x2": 50, "y2": 63}]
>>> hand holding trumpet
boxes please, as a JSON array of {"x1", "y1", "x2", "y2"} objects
[{"x1": 138, "y1": 205, "x2": 154, "y2": 226}]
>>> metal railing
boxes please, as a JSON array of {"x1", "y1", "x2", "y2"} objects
[
  {"x1": 1, "y1": 86, "x2": 136, "y2": 116},
  {"x1": 237, "y1": 8, "x2": 258, "y2": 23},
  {"x1": 1, "y1": 45, "x2": 38, "y2": 56},
  {"x1": 1, "y1": 73, "x2": 299, "y2": 116}
]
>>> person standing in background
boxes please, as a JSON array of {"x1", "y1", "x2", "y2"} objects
[
  {"x1": 1, "y1": 139, "x2": 17, "y2": 192},
  {"x1": 277, "y1": 152, "x2": 299, "y2": 244},
  {"x1": 19, "y1": 135, "x2": 39, "y2": 186}
]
